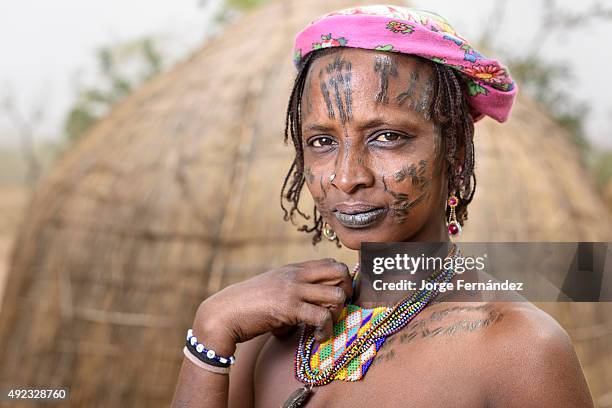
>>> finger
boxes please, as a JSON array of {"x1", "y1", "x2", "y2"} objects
[
  {"x1": 295, "y1": 303, "x2": 333, "y2": 338},
  {"x1": 296, "y1": 260, "x2": 351, "y2": 285},
  {"x1": 314, "y1": 315, "x2": 333, "y2": 342},
  {"x1": 336, "y1": 273, "x2": 354, "y2": 306},
  {"x1": 297, "y1": 283, "x2": 346, "y2": 307},
  {"x1": 271, "y1": 326, "x2": 296, "y2": 338},
  {"x1": 327, "y1": 302, "x2": 344, "y2": 323}
]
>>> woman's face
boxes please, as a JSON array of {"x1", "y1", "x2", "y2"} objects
[{"x1": 301, "y1": 48, "x2": 448, "y2": 250}]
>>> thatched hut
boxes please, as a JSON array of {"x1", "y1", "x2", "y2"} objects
[{"x1": 1, "y1": 0, "x2": 610, "y2": 406}]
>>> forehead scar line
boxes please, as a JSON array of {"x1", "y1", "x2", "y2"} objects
[
  {"x1": 326, "y1": 55, "x2": 351, "y2": 74},
  {"x1": 329, "y1": 76, "x2": 349, "y2": 124},
  {"x1": 302, "y1": 76, "x2": 313, "y2": 116},
  {"x1": 415, "y1": 78, "x2": 435, "y2": 120},
  {"x1": 374, "y1": 55, "x2": 398, "y2": 105},
  {"x1": 324, "y1": 56, "x2": 353, "y2": 124},
  {"x1": 343, "y1": 70, "x2": 352, "y2": 121},
  {"x1": 319, "y1": 68, "x2": 335, "y2": 119},
  {"x1": 396, "y1": 71, "x2": 419, "y2": 106}
]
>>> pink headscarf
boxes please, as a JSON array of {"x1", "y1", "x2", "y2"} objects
[{"x1": 293, "y1": 5, "x2": 517, "y2": 123}]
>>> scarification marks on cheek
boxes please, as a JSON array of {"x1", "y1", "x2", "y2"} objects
[
  {"x1": 382, "y1": 161, "x2": 431, "y2": 224},
  {"x1": 304, "y1": 165, "x2": 315, "y2": 184},
  {"x1": 313, "y1": 175, "x2": 333, "y2": 214},
  {"x1": 319, "y1": 175, "x2": 328, "y2": 200},
  {"x1": 374, "y1": 55, "x2": 398, "y2": 105},
  {"x1": 393, "y1": 160, "x2": 430, "y2": 192}
]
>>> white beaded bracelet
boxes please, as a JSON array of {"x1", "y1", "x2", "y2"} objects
[
  {"x1": 186, "y1": 328, "x2": 236, "y2": 367},
  {"x1": 183, "y1": 346, "x2": 230, "y2": 374}
]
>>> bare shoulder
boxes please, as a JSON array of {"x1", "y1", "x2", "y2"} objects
[
  {"x1": 482, "y1": 301, "x2": 568, "y2": 343},
  {"x1": 478, "y1": 302, "x2": 594, "y2": 407}
]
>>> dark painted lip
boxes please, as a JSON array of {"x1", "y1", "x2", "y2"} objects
[
  {"x1": 333, "y1": 207, "x2": 388, "y2": 229},
  {"x1": 334, "y1": 202, "x2": 384, "y2": 214}
]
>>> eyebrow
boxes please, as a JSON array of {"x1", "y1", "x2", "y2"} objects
[
  {"x1": 303, "y1": 118, "x2": 420, "y2": 134},
  {"x1": 303, "y1": 123, "x2": 336, "y2": 133}
]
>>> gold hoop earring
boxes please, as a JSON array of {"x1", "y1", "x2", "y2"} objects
[{"x1": 322, "y1": 221, "x2": 337, "y2": 241}]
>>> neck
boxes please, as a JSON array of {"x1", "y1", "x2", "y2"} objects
[{"x1": 354, "y1": 233, "x2": 454, "y2": 308}]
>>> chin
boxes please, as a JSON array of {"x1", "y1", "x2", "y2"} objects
[
  {"x1": 336, "y1": 221, "x2": 428, "y2": 247},
  {"x1": 335, "y1": 227, "x2": 393, "y2": 250}
]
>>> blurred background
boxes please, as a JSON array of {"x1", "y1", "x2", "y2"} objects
[{"x1": 0, "y1": 0, "x2": 611, "y2": 406}]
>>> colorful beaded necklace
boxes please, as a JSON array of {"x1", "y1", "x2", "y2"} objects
[{"x1": 284, "y1": 244, "x2": 459, "y2": 408}]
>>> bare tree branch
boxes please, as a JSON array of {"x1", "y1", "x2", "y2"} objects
[
  {"x1": 478, "y1": 0, "x2": 509, "y2": 51},
  {"x1": 0, "y1": 87, "x2": 43, "y2": 186}
]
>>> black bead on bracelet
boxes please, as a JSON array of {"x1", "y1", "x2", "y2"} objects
[{"x1": 186, "y1": 328, "x2": 235, "y2": 368}]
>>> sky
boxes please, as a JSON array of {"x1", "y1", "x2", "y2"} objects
[{"x1": 0, "y1": 0, "x2": 610, "y2": 148}]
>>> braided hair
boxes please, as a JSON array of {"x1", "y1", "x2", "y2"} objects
[{"x1": 280, "y1": 47, "x2": 476, "y2": 246}]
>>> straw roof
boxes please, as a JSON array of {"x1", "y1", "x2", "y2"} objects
[{"x1": 1, "y1": 0, "x2": 610, "y2": 406}]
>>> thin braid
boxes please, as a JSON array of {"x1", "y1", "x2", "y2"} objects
[
  {"x1": 432, "y1": 65, "x2": 476, "y2": 225},
  {"x1": 280, "y1": 49, "x2": 341, "y2": 246}
]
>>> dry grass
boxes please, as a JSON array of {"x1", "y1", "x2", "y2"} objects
[{"x1": 0, "y1": 186, "x2": 28, "y2": 308}]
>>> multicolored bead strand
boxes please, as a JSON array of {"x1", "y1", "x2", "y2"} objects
[{"x1": 294, "y1": 245, "x2": 459, "y2": 386}]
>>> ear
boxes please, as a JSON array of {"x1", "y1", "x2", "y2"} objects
[{"x1": 456, "y1": 143, "x2": 466, "y2": 176}]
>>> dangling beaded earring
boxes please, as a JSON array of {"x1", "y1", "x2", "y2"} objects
[
  {"x1": 322, "y1": 221, "x2": 337, "y2": 241},
  {"x1": 446, "y1": 194, "x2": 461, "y2": 237}
]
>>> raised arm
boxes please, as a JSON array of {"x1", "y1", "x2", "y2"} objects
[{"x1": 170, "y1": 258, "x2": 353, "y2": 408}]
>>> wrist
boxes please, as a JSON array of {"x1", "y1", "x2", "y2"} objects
[{"x1": 192, "y1": 305, "x2": 237, "y2": 357}]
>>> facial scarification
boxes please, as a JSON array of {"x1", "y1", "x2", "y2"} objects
[
  {"x1": 302, "y1": 74, "x2": 313, "y2": 116},
  {"x1": 313, "y1": 175, "x2": 332, "y2": 214},
  {"x1": 318, "y1": 69, "x2": 335, "y2": 120},
  {"x1": 283, "y1": 47, "x2": 477, "y2": 247},
  {"x1": 415, "y1": 78, "x2": 435, "y2": 120},
  {"x1": 318, "y1": 55, "x2": 353, "y2": 124},
  {"x1": 396, "y1": 70, "x2": 419, "y2": 106},
  {"x1": 382, "y1": 160, "x2": 431, "y2": 224},
  {"x1": 374, "y1": 54, "x2": 398, "y2": 104},
  {"x1": 396, "y1": 68, "x2": 435, "y2": 120},
  {"x1": 393, "y1": 160, "x2": 430, "y2": 192},
  {"x1": 343, "y1": 138, "x2": 351, "y2": 161},
  {"x1": 304, "y1": 165, "x2": 315, "y2": 184}
]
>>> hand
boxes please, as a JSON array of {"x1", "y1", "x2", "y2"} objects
[{"x1": 193, "y1": 258, "x2": 353, "y2": 354}]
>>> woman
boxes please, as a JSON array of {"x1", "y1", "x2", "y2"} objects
[{"x1": 171, "y1": 6, "x2": 594, "y2": 407}]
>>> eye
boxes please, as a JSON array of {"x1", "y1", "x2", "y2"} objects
[
  {"x1": 309, "y1": 136, "x2": 336, "y2": 148},
  {"x1": 374, "y1": 131, "x2": 407, "y2": 142}
]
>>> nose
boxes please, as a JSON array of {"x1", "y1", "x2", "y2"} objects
[{"x1": 332, "y1": 139, "x2": 375, "y2": 194}]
